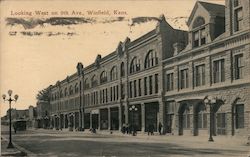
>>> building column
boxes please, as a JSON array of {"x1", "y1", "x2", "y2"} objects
[
  {"x1": 90, "y1": 113, "x2": 92, "y2": 129},
  {"x1": 119, "y1": 104, "x2": 122, "y2": 131},
  {"x1": 82, "y1": 109, "x2": 85, "y2": 129},
  {"x1": 98, "y1": 109, "x2": 101, "y2": 131},
  {"x1": 190, "y1": 104, "x2": 194, "y2": 136},
  {"x1": 125, "y1": 103, "x2": 129, "y2": 124},
  {"x1": 108, "y1": 107, "x2": 111, "y2": 130},
  {"x1": 141, "y1": 103, "x2": 145, "y2": 132}
]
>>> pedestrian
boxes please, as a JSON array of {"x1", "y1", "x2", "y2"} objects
[
  {"x1": 158, "y1": 122, "x2": 163, "y2": 135},
  {"x1": 13, "y1": 122, "x2": 17, "y2": 134},
  {"x1": 122, "y1": 123, "x2": 126, "y2": 134},
  {"x1": 149, "y1": 124, "x2": 154, "y2": 135},
  {"x1": 126, "y1": 123, "x2": 129, "y2": 134}
]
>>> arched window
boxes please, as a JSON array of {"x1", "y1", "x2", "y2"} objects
[
  {"x1": 100, "y1": 71, "x2": 108, "y2": 84},
  {"x1": 64, "y1": 88, "x2": 68, "y2": 97},
  {"x1": 91, "y1": 75, "x2": 98, "y2": 87},
  {"x1": 130, "y1": 57, "x2": 140, "y2": 74},
  {"x1": 192, "y1": 16, "x2": 205, "y2": 29},
  {"x1": 110, "y1": 66, "x2": 118, "y2": 81},
  {"x1": 120, "y1": 62, "x2": 125, "y2": 77},
  {"x1": 144, "y1": 50, "x2": 158, "y2": 69},
  {"x1": 75, "y1": 83, "x2": 79, "y2": 93},
  {"x1": 60, "y1": 90, "x2": 63, "y2": 98},
  {"x1": 84, "y1": 78, "x2": 89, "y2": 89},
  {"x1": 69, "y1": 85, "x2": 73, "y2": 95}
]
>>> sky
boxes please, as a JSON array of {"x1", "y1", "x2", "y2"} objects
[{"x1": 0, "y1": 0, "x2": 225, "y2": 117}]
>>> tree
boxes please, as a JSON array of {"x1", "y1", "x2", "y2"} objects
[{"x1": 36, "y1": 88, "x2": 50, "y2": 101}]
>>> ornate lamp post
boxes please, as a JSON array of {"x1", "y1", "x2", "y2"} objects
[
  {"x1": 129, "y1": 105, "x2": 138, "y2": 136},
  {"x1": 2, "y1": 90, "x2": 18, "y2": 148},
  {"x1": 204, "y1": 96, "x2": 216, "y2": 142}
]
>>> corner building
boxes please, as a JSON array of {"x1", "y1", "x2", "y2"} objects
[
  {"x1": 46, "y1": 0, "x2": 250, "y2": 137},
  {"x1": 163, "y1": 0, "x2": 250, "y2": 136}
]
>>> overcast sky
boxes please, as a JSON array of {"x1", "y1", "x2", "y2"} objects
[{"x1": 0, "y1": 0, "x2": 224, "y2": 116}]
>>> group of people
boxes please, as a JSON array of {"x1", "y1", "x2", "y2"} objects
[
  {"x1": 121, "y1": 123, "x2": 137, "y2": 135},
  {"x1": 147, "y1": 122, "x2": 163, "y2": 136},
  {"x1": 121, "y1": 122, "x2": 163, "y2": 136}
]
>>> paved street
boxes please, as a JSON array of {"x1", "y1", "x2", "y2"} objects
[{"x1": 1, "y1": 125, "x2": 250, "y2": 157}]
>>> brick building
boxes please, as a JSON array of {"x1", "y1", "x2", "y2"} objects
[{"x1": 43, "y1": 0, "x2": 249, "y2": 136}]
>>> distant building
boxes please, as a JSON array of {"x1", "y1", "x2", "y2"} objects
[{"x1": 35, "y1": 100, "x2": 50, "y2": 128}]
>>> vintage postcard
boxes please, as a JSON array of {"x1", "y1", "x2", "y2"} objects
[{"x1": 0, "y1": 0, "x2": 250, "y2": 156}]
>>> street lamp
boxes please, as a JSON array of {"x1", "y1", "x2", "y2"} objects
[
  {"x1": 129, "y1": 105, "x2": 138, "y2": 136},
  {"x1": 2, "y1": 90, "x2": 18, "y2": 149},
  {"x1": 204, "y1": 96, "x2": 216, "y2": 142}
]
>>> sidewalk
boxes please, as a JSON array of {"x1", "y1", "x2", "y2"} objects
[{"x1": 1, "y1": 137, "x2": 27, "y2": 156}]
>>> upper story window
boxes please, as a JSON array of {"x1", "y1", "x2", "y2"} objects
[
  {"x1": 144, "y1": 50, "x2": 158, "y2": 69},
  {"x1": 64, "y1": 88, "x2": 68, "y2": 97},
  {"x1": 233, "y1": 0, "x2": 240, "y2": 7},
  {"x1": 234, "y1": 54, "x2": 244, "y2": 80},
  {"x1": 69, "y1": 85, "x2": 73, "y2": 95},
  {"x1": 84, "y1": 78, "x2": 90, "y2": 89},
  {"x1": 195, "y1": 64, "x2": 205, "y2": 87},
  {"x1": 100, "y1": 71, "x2": 108, "y2": 84},
  {"x1": 75, "y1": 83, "x2": 79, "y2": 93},
  {"x1": 130, "y1": 57, "x2": 141, "y2": 74},
  {"x1": 91, "y1": 75, "x2": 98, "y2": 87},
  {"x1": 60, "y1": 90, "x2": 63, "y2": 98},
  {"x1": 213, "y1": 59, "x2": 225, "y2": 83},
  {"x1": 166, "y1": 73, "x2": 174, "y2": 91},
  {"x1": 234, "y1": 7, "x2": 243, "y2": 32},
  {"x1": 110, "y1": 66, "x2": 118, "y2": 81},
  {"x1": 192, "y1": 17, "x2": 206, "y2": 48},
  {"x1": 180, "y1": 69, "x2": 189, "y2": 89},
  {"x1": 120, "y1": 62, "x2": 125, "y2": 77}
]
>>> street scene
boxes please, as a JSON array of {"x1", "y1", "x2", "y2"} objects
[
  {"x1": 1, "y1": 125, "x2": 250, "y2": 157},
  {"x1": 1, "y1": 0, "x2": 250, "y2": 156}
]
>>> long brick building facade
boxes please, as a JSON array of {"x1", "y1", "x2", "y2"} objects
[{"x1": 42, "y1": 0, "x2": 250, "y2": 137}]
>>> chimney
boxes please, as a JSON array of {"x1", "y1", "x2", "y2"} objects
[{"x1": 173, "y1": 42, "x2": 185, "y2": 56}]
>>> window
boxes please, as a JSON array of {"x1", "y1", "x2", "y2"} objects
[
  {"x1": 234, "y1": 0, "x2": 239, "y2": 7},
  {"x1": 213, "y1": 59, "x2": 225, "y2": 83},
  {"x1": 105, "y1": 88, "x2": 108, "y2": 103},
  {"x1": 133, "y1": 80, "x2": 137, "y2": 97},
  {"x1": 144, "y1": 50, "x2": 158, "y2": 69},
  {"x1": 144, "y1": 77, "x2": 148, "y2": 95},
  {"x1": 155, "y1": 74, "x2": 158, "y2": 93},
  {"x1": 120, "y1": 62, "x2": 125, "y2": 77},
  {"x1": 234, "y1": 54, "x2": 244, "y2": 79},
  {"x1": 138, "y1": 79, "x2": 141, "y2": 96},
  {"x1": 195, "y1": 64, "x2": 205, "y2": 87},
  {"x1": 182, "y1": 107, "x2": 190, "y2": 129},
  {"x1": 75, "y1": 83, "x2": 79, "y2": 93},
  {"x1": 193, "y1": 28, "x2": 206, "y2": 48},
  {"x1": 235, "y1": 8, "x2": 243, "y2": 32},
  {"x1": 64, "y1": 88, "x2": 68, "y2": 97},
  {"x1": 100, "y1": 90, "x2": 102, "y2": 104},
  {"x1": 110, "y1": 66, "x2": 118, "y2": 81},
  {"x1": 236, "y1": 104, "x2": 244, "y2": 129},
  {"x1": 84, "y1": 78, "x2": 90, "y2": 89},
  {"x1": 110, "y1": 87, "x2": 113, "y2": 101},
  {"x1": 180, "y1": 69, "x2": 189, "y2": 89},
  {"x1": 149, "y1": 76, "x2": 153, "y2": 95},
  {"x1": 129, "y1": 81, "x2": 133, "y2": 98},
  {"x1": 69, "y1": 86, "x2": 73, "y2": 95},
  {"x1": 166, "y1": 73, "x2": 174, "y2": 91},
  {"x1": 91, "y1": 75, "x2": 98, "y2": 87},
  {"x1": 100, "y1": 71, "x2": 107, "y2": 84},
  {"x1": 130, "y1": 57, "x2": 140, "y2": 74},
  {"x1": 116, "y1": 85, "x2": 119, "y2": 100}
]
